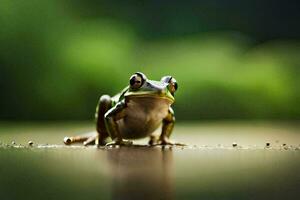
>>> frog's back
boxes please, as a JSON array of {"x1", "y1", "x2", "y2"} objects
[{"x1": 117, "y1": 96, "x2": 170, "y2": 139}]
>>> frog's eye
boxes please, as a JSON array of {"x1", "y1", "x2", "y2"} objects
[
  {"x1": 161, "y1": 76, "x2": 178, "y2": 94},
  {"x1": 129, "y1": 72, "x2": 146, "y2": 89}
]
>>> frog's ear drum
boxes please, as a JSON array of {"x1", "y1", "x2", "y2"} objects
[
  {"x1": 161, "y1": 76, "x2": 178, "y2": 94},
  {"x1": 129, "y1": 72, "x2": 146, "y2": 89}
]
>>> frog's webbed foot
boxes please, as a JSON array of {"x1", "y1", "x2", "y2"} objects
[
  {"x1": 158, "y1": 137, "x2": 186, "y2": 146},
  {"x1": 105, "y1": 139, "x2": 133, "y2": 147},
  {"x1": 160, "y1": 137, "x2": 175, "y2": 145},
  {"x1": 148, "y1": 137, "x2": 176, "y2": 146}
]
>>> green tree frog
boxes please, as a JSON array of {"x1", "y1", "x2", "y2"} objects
[{"x1": 64, "y1": 72, "x2": 178, "y2": 146}]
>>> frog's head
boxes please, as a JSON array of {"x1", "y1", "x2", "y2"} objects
[{"x1": 125, "y1": 72, "x2": 178, "y2": 104}]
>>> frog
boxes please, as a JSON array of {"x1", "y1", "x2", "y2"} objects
[{"x1": 63, "y1": 72, "x2": 178, "y2": 146}]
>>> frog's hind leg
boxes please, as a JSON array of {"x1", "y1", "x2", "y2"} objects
[
  {"x1": 63, "y1": 95, "x2": 112, "y2": 146},
  {"x1": 94, "y1": 94, "x2": 112, "y2": 145}
]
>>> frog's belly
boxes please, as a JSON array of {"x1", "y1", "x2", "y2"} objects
[{"x1": 117, "y1": 97, "x2": 171, "y2": 139}]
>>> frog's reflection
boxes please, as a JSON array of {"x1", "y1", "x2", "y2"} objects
[{"x1": 106, "y1": 146, "x2": 173, "y2": 200}]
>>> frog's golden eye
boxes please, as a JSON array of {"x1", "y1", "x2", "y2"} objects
[
  {"x1": 169, "y1": 78, "x2": 178, "y2": 94},
  {"x1": 161, "y1": 76, "x2": 178, "y2": 94},
  {"x1": 129, "y1": 72, "x2": 146, "y2": 89}
]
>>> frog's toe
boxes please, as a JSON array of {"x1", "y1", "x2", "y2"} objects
[
  {"x1": 159, "y1": 137, "x2": 174, "y2": 145},
  {"x1": 148, "y1": 138, "x2": 159, "y2": 146},
  {"x1": 173, "y1": 142, "x2": 187, "y2": 146},
  {"x1": 83, "y1": 136, "x2": 97, "y2": 146},
  {"x1": 160, "y1": 140, "x2": 175, "y2": 145},
  {"x1": 106, "y1": 140, "x2": 133, "y2": 146},
  {"x1": 63, "y1": 135, "x2": 90, "y2": 145},
  {"x1": 159, "y1": 138, "x2": 186, "y2": 146},
  {"x1": 97, "y1": 139, "x2": 108, "y2": 146},
  {"x1": 63, "y1": 137, "x2": 72, "y2": 145},
  {"x1": 63, "y1": 132, "x2": 98, "y2": 145},
  {"x1": 148, "y1": 140, "x2": 159, "y2": 146},
  {"x1": 105, "y1": 141, "x2": 118, "y2": 147}
]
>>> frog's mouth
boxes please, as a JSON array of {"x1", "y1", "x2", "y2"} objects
[{"x1": 125, "y1": 90, "x2": 175, "y2": 104}]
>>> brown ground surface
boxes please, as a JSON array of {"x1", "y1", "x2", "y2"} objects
[{"x1": 0, "y1": 121, "x2": 299, "y2": 200}]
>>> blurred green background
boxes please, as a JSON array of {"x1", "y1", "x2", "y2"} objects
[{"x1": 1, "y1": 0, "x2": 300, "y2": 121}]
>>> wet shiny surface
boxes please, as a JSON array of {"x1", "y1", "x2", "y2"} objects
[{"x1": 0, "y1": 122, "x2": 299, "y2": 200}]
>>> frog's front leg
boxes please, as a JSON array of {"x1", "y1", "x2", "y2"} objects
[
  {"x1": 149, "y1": 107, "x2": 176, "y2": 145},
  {"x1": 104, "y1": 101, "x2": 132, "y2": 146},
  {"x1": 160, "y1": 107, "x2": 176, "y2": 145},
  {"x1": 94, "y1": 95, "x2": 113, "y2": 145}
]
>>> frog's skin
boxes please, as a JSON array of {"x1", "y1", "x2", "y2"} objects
[{"x1": 64, "y1": 72, "x2": 178, "y2": 146}]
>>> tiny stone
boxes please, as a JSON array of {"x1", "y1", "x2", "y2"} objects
[
  {"x1": 28, "y1": 141, "x2": 34, "y2": 146},
  {"x1": 282, "y1": 143, "x2": 286, "y2": 146},
  {"x1": 11, "y1": 141, "x2": 16, "y2": 145},
  {"x1": 232, "y1": 142, "x2": 237, "y2": 147}
]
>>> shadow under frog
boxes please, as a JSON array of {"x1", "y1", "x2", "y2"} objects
[{"x1": 105, "y1": 146, "x2": 174, "y2": 200}]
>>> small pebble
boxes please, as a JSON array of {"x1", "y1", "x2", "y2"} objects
[
  {"x1": 232, "y1": 142, "x2": 237, "y2": 147},
  {"x1": 282, "y1": 143, "x2": 286, "y2": 146},
  {"x1": 28, "y1": 141, "x2": 34, "y2": 146},
  {"x1": 11, "y1": 141, "x2": 16, "y2": 145}
]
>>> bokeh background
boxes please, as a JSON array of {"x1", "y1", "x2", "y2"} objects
[
  {"x1": 1, "y1": 0, "x2": 300, "y2": 121},
  {"x1": 1, "y1": 2, "x2": 300, "y2": 200}
]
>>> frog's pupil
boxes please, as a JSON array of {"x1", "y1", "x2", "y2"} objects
[
  {"x1": 174, "y1": 82, "x2": 178, "y2": 90},
  {"x1": 130, "y1": 77, "x2": 136, "y2": 86}
]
